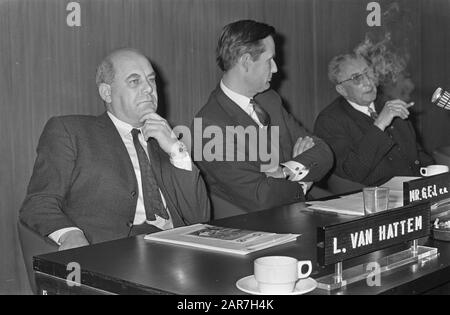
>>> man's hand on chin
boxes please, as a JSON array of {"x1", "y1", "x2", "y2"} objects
[
  {"x1": 140, "y1": 112, "x2": 178, "y2": 154},
  {"x1": 58, "y1": 230, "x2": 90, "y2": 251}
]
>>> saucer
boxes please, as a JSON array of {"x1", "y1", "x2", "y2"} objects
[{"x1": 236, "y1": 275, "x2": 317, "y2": 295}]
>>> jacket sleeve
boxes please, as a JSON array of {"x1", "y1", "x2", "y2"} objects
[
  {"x1": 314, "y1": 112, "x2": 395, "y2": 183},
  {"x1": 280, "y1": 104, "x2": 333, "y2": 182},
  {"x1": 195, "y1": 115, "x2": 305, "y2": 212},
  {"x1": 196, "y1": 159, "x2": 305, "y2": 212},
  {"x1": 406, "y1": 121, "x2": 435, "y2": 166},
  {"x1": 19, "y1": 117, "x2": 78, "y2": 237},
  {"x1": 168, "y1": 162, "x2": 211, "y2": 224}
]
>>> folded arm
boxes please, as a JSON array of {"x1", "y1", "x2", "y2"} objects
[
  {"x1": 280, "y1": 105, "x2": 333, "y2": 182},
  {"x1": 168, "y1": 162, "x2": 211, "y2": 224},
  {"x1": 198, "y1": 159, "x2": 305, "y2": 212}
]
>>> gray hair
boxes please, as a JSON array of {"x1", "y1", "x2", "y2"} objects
[
  {"x1": 95, "y1": 48, "x2": 144, "y2": 87},
  {"x1": 95, "y1": 57, "x2": 115, "y2": 87},
  {"x1": 328, "y1": 53, "x2": 363, "y2": 85}
]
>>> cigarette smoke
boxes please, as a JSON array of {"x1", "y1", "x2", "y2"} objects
[{"x1": 354, "y1": 3, "x2": 415, "y2": 101}]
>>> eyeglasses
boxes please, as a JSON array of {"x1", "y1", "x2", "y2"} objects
[{"x1": 337, "y1": 69, "x2": 375, "y2": 85}]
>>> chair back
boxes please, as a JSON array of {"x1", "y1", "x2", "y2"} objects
[{"x1": 17, "y1": 220, "x2": 58, "y2": 294}]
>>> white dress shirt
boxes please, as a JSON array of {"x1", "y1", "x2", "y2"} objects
[
  {"x1": 347, "y1": 100, "x2": 377, "y2": 117},
  {"x1": 48, "y1": 112, "x2": 192, "y2": 245},
  {"x1": 220, "y1": 80, "x2": 309, "y2": 183},
  {"x1": 220, "y1": 80, "x2": 267, "y2": 129}
]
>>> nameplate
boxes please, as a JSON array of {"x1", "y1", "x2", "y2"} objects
[
  {"x1": 317, "y1": 203, "x2": 430, "y2": 266},
  {"x1": 403, "y1": 173, "x2": 450, "y2": 206}
]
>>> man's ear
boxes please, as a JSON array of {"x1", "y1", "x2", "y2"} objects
[
  {"x1": 335, "y1": 84, "x2": 347, "y2": 97},
  {"x1": 98, "y1": 83, "x2": 112, "y2": 103},
  {"x1": 239, "y1": 53, "x2": 252, "y2": 72}
]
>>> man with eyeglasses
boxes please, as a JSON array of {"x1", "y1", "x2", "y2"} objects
[{"x1": 314, "y1": 54, "x2": 434, "y2": 186}]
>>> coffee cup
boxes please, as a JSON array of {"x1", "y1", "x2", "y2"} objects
[
  {"x1": 420, "y1": 165, "x2": 449, "y2": 177},
  {"x1": 254, "y1": 256, "x2": 312, "y2": 294}
]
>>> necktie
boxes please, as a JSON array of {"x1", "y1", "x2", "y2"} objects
[
  {"x1": 131, "y1": 129, "x2": 169, "y2": 220},
  {"x1": 367, "y1": 107, "x2": 378, "y2": 120},
  {"x1": 250, "y1": 99, "x2": 271, "y2": 126}
]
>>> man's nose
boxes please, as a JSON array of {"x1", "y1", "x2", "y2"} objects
[
  {"x1": 361, "y1": 74, "x2": 373, "y2": 87},
  {"x1": 142, "y1": 80, "x2": 154, "y2": 95},
  {"x1": 271, "y1": 59, "x2": 278, "y2": 74}
]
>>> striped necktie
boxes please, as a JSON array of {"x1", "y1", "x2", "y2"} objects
[
  {"x1": 250, "y1": 99, "x2": 270, "y2": 126},
  {"x1": 367, "y1": 107, "x2": 378, "y2": 120}
]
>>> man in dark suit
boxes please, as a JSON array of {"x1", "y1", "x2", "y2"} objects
[
  {"x1": 314, "y1": 53, "x2": 434, "y2": 186},
  {"x1": 20, "y1": 48, "x2": 210, "y2": 250},
  {"x1": 193, "y1": 20, "x2": 333, "y2": 219}
]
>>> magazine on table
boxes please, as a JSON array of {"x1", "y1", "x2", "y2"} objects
[{"x1": 144, "y1": 224, "x2": 300, "y2": 255}]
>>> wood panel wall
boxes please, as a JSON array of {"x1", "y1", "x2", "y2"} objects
[
  {"x1": 420, "y1": 0, "x2": 450, "y2": 151},
  {"x1": 2, "y1": 0, "x2": 447, "y2": 294}
]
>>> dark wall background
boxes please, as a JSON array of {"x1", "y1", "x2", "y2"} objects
[{"x1": 1, "y1": 0, "x2": 449, "y2": 294}]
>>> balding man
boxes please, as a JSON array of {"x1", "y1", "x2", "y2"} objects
[{"x1": 20, "y1": 48, "x2": 210, "y2": 250}]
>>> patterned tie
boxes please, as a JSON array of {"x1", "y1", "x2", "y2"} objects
[
  {"x1": 367, "y1": 107, "x2": 378, "y2": 120},
  {"x1": 250, "y1": 99, "x2": 271, "y2": 126},
  {"x1": 131, "y1": 129, "x2": 169, "y2": 220}
]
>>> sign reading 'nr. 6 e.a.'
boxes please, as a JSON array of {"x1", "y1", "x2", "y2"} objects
[{"x1": 317, "y1": 203, "x2": 430, "y2": 266}]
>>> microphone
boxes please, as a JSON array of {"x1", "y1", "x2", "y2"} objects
[{"x1": 431, "y1": 87, "x2": 450, "y2": 110}]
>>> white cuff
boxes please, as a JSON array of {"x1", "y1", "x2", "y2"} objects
[
  {"x1": 298, "y1": 182, "x2": 311, "y2": 195},
  {"x1": 48, "y1": 227, "x2": 83, "y2": 245},
  {"x1": 169, "y1": 141, "x2": 192, "y2": 171},
  {"x1": 281, "y1": 161, "x2": 309, "y2": 181}
]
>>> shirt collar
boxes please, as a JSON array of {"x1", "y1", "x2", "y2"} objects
[
  {"x1": 346, "y1": 99, "x2": 376, "y2": 117},
  {"x1": 107, "y1": 111, "x2": 139, "y2": 137},
  {"x1": 220, "y1": 80, "x2": 253, "y2": 113}
]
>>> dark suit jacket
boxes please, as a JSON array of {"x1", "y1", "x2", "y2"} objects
[
  {"x1": 20, "y1": 112, "x2": 210, "y2": 244},
  {"x1": 314, "y1": 96, "x2": 434, "y2": 186},
  {"x1": 194, "y1": 86, "x2": 333, "y2": 218}
]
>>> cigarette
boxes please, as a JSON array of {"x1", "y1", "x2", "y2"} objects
[{"x1": 407, "y1": 102, "x2": 415, "y2": 107}]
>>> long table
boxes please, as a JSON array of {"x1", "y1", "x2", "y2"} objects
[{"x1": 33, "y1": 202, "x2": 450, "y2": 295}]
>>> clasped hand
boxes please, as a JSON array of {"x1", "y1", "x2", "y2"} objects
[
  {"x1": 140, "y1": 113, "x2": 178, "y2": 154},
  {"x1": 292, "y1": 136, "x2": 315, "y2": 158},
  {"x1": 265, "y1": 136, "x2": 314, "y2": 181}
]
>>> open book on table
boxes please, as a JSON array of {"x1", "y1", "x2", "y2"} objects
[{"x1": 144, "y1": 224, "x2": 300, "y2": 255}]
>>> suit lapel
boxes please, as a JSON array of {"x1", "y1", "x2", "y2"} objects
[
  {"x1": 340, "y1": 98, "x2": 416, "y2": 164},
  {"x1": 95, "y1": 112, "x2": 139, "y2": 219},
  {"x1": 214, "y1": 86, "x2": 261, "y2": 129},
  {"x1": 340, "y1": 98, "x2": 374, "y2": 131},
  {"x1": 213, "y1": 86, "x2": 273, "y2": 164}
]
